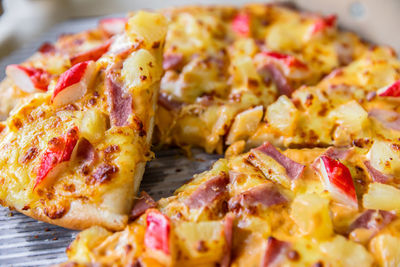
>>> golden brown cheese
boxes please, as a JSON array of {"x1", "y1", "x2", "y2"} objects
[
  {"x1": 248, "y1": 46, "x2": 400, "y2": 149},
  {"x1": 0, "y1": 24, "x2": 112, "y2": 120},
  {"x1": 63, "y1": 144, "x2": 400, "y2": 266},
  {"x1": 0, "y1": 11, "x2": 167, "y2": 230},
  {"x1": 155, "y1": 4, "x2": 368, "y2": 153}
]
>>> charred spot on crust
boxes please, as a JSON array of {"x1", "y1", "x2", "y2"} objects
[
  {"x1": 22, "y1": 205, "x2": 30, "y2": 211},
  {"x1": 88, "y1": 164, "x2": 119, "y2": 184},
  {"x1": 104, "y1": 145, "x2": 120, "y2": 154},
  {"x1": 151, "y1": 41, "x2": 160, "y2": 49},
  {"x1": 247, "y1": 78, "x2": 259, "y2": 88},
  {"x1": 63, "y1": 104, "x2": 79, "y2": 111},
  {"x1": 305, "y1": 94, "x2": 314, "y2": 107},
  {"x1": 391, "y1": 143, "x2": 400, "y2": 151},
  {"x1": 88, "y1": 98, "x2": 97, "y2": 106},
  {"x1": 287, "y1": 250, "x2": 300, "y2": 261},
  {"x1": 352, "y1": 138, "x2": 371, "y2": 148},
  {"x1": 196, "y1": 240, "x2": 209, "y2": 252},
  {"x1": 44, "y1": 205, "x2": 67, "y2": 220},
  {"x1": 125, "y1": 244, "x2": 133, "y2": 253},
  {"x1": 63, "y1": 184, "x2": 76, "y2": 193},
  {"x1": 11, "y1": 118, "x2": 23, "y2": 130},
  {"x1": 20, "y1": 147, "x2": 38, "y2": 163},
  {"x1": 133, "y1": 116, "x2": 146, "y2": 137}
]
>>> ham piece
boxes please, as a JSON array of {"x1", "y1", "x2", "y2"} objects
[{"x1": 184, "y1": 173, "x2": 229, "y2": 209}]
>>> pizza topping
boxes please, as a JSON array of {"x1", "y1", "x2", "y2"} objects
[
  {"x1": 43, "y1": 205, "x2": 67, "y2": 220},
  {"x1": 229, "y1": 183, "x2": 288, "y2": 212},
  {"x1": 163, "y1": 54, "x2": 184, "y2": 71},
  {"x1": 75, "y1": 138, "x2": 96, "y2": 167},
  {"x1": 145, "y1": 209, "x2": 171, "y2": 255},
  {"x1": 130, "y1": 191, "x2": 157, "y2": 220},
  {"x1": 221, "y1": 213, "x2": 235, "y2": 267},
  {"x1": 316, "y1": 156, "x2": 358, "y2": 209},
  {"x1": 184, "y1": 173, "x2": 229, "y2": 209},
  {"x1": 261, "y1": 51, "x2": 308, "y2": 70},
  {"x1": 309, "y1": 14, "x2": 337, "y2": 35},
  {"x1": 258, "y1": 63, "x2": 293, "y2": 96},
  {"x1": 311, "y1": 147, "x2": 352, "y2": 169},
  {"x1": 158, "y1": 92, "x2": 183, "y2": 111},
  {"x1": 323, "y1": 147, "x2": 352, "y2": 161},
  {"x1": 250, "y1": 142, "x2": 305, "y2": 180},
  {"x1": 377, "y1": 80, "x2": 400, "y2": 97},
  {"x1": 256, "y1": 51, "x2": 309, "y2": 84},
  {"x1": 6, "y1": 65, "x2": 51, "y2": 92},
  {"x1": 106, "y1": 72, "x2": 133, "y2": 126},
  {"x1": 348, "y1": 210, "x2": 396, "y2": 233},
  {"x1": 363, "y1": 160, "x2": 392, "y2": 183},
  {"x1": 261, "y1": 237, "x2": 290, "y2": 267},
  {"x1": 232, "y1": 13, "x2": 251, "y2": 37},
  {"x1": 52, "y1": 61, "x2": 96, "y2": 107},
  {"x1": 368, "y1": 109, "x2": 400, "y2": 131},
  {"x1": 35, "y1": 127, "x2": 79, "y2": 190},
  {"x1": 38, "y1": 42, "x2": 56, "y2": 54},
  {"x1": 70, "y1": 41, "x2": 111, "y2": 66},
  {"x1": 99, "y1": 17, "x2": 128, "y2": 36}
]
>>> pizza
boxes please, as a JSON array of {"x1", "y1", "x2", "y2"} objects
[
  {"x1": 0, "y1": 11, "x2": 167, "y2": 230},
  {"x1": 248, "y1": 45, "x2": 400, "y2": 149},
  {"x1": 0, "y1": 2, "x2": 400, "y2": 267},
  {"x1": 0, "y1": 15, "x2": 120, "y2": 120},
  {"x1": 0, "y1": 4, "x2": 367, "y2": 153},
  {"x1": 63, "y1": 142, "x2": 400, "y2": 266},
  {"x1": 155, "y1": 4, "x2": 367, "y2": 153}
]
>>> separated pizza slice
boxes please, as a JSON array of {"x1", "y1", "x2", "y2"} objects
[
  {"x1": 62, "y1": 143, "x2": 400, "y2": 266},
  {"x1": 0, "y1": 14, "x2": 128, "y2": 120},
  {"x1": 155, "y1": 3, "x2": 368, "y2": 153},
  {"x1": 244, "y1": 46, "x2": 400, "y2": 150},
  {"x1": 0, "y1": 11, "x2": 167, "y2": 230}
]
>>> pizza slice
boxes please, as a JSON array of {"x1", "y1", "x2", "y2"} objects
[
  {"x1": 0, "y1": 14, "x2": 128, "y2": 120},
  {"x1": 155, "y1": 3, "x2": 367, "y2": 153},
  {"x1": 245, "y1": 46, "x2": 400, "y2": 150},
  {"x1": 62, "y1": 143, "x2": 400, "y2": 266},
  {"x1": 0, "y1": 11, "x2": 167, "y2": 230}
]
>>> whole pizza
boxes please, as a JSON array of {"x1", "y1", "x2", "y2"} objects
[{"x1": 1, "y1": 3, "x2": 400, "y2": 267}]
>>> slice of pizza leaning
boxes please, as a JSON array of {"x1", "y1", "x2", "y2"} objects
[{"x1": 0, "y1": 11, "x2": 167, "y2": 230}]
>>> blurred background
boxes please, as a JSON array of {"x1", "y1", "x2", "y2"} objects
[{"x1": 0, "y1": 0, "x2": 399, "y2": 59}]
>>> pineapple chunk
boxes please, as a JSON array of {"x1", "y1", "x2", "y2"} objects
[
  {"x1": 368, "y1": 140, "x2": 400, "y2": 177},
  {"x1": 265, "y1": 95, "x2": 298, "y2": 136},
  {"x1": 80, "y1": 110, "x2": 107, "y2": 143},
  {"x1": 67, "y1": 226, "x2": 112, "y2": 263},
  {"x1": 126, "y1": 11, "x2": 168, "y2": 48},
  {"x1": 370, "y1": 234, "x2": 400, "y2": 267},
  {"x1": 226, "y1": 106, "x2": 263, "y2": 145},
  {"x1": 122, "y1": 48, "x2": 159, "y2": 89},
  {"x1": 175, "y1": 221, "x2": 225, "y2": 265},
  {"x1": 290, "y1": 194, "x2": 333, "y2": 240},
  {"x1": 320, "y1": 236, "x2": 373, "y2": 267},
  {"x1": 231, "y1": 55, "x2": 260, "y2": 87},
  {"x1": 328, "y1": 100, "x2": 368, "y2": 134},
  {"x1": 363, "y1": 183, "x2": 400, "y2": 211}
]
